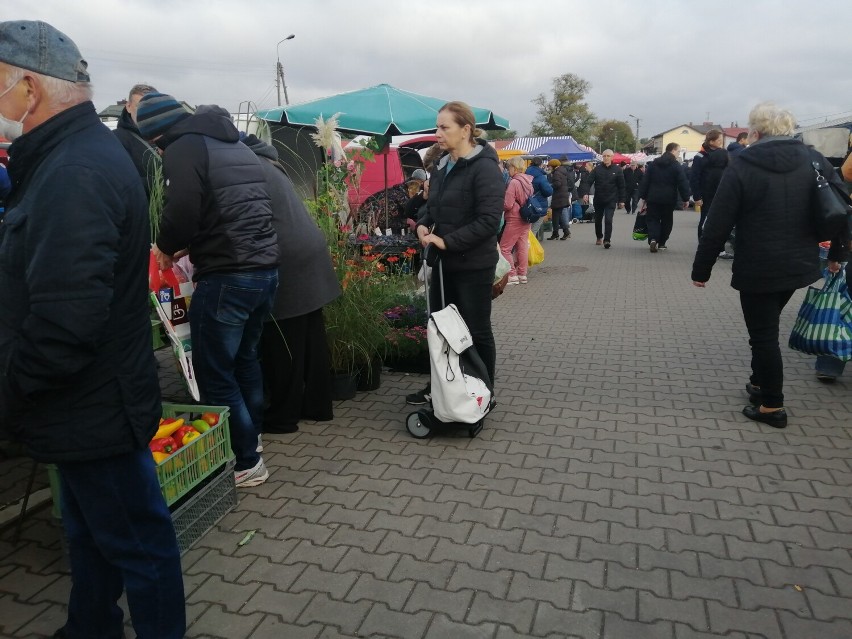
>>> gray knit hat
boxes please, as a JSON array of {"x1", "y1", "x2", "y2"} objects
[
  {"x1": 136, "y1": 92, "x2": 191, "y2": 140},
  {"x1": 0, "y1": 20, "x2": 89, "y2": 82}
]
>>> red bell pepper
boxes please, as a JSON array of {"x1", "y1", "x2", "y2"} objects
[{"x1": 149, "y1": 436, "x2": 178, "y2": 455}]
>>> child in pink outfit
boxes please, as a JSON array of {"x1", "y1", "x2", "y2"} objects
[{"x1": 500, "y1": 161, "x2": 534, "y2": 282}]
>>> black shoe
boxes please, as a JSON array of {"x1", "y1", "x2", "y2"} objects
[
  {"x1": 406, "y1": 388, "x2": 431, "y2": 405},
  {"x1": 560, "y1": 233, "x2": 570, "y2": 240},
  {"x1": 547, "y1": 234, "x2": 559, "y2": 240},
  {"x1": 742, "y1": 404, "x2": 787, "y2": 429},
  {"x1": 263, "y1": 422, "x2": 299, "y2": 434},
  {"x1": 816, "y1": 372, "x2": 837, "y2": 383},
  {"x1": 745, "y1": 382, "x2": 762, "y2": 405},
  {"x1": 603, "y1": 241, "x2": 611, "y2": 249}
]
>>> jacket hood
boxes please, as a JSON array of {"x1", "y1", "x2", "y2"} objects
[
  {"x1": 158, "y1": 106, "x2": 239, "y2": 148},
  {"x1": 435, "y1": 138, "x2": 498, "y2": 170},
  {"x1": 242, "y1": 133, "x2": 278, "y2": 161},
  {"x1": 738, "y1": 136, "x2": 808, "y2": 173}
]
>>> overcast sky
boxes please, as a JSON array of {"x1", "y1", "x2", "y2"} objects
[{"x1": 8, "y1": 0, "x2": 852, "y2": 145}]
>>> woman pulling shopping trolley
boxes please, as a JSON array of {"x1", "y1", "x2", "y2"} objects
[{"x1": 405, "y1": 101, "x2": 505, "y2": 419}]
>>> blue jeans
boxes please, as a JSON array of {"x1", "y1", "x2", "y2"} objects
[
  {"x1": 57, "y1": 449, "x2": 185, "y2": 639},
  {"x1": 815, "y1": 355, "x2": 846, "y2": 378},
  {"x1": 190, "y1": 269, "x2": 278, "y2": 471}
]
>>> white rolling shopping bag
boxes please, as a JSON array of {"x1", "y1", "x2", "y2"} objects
[{"x1": 427, "y1": 304, "x2": 492, "y2": 424}]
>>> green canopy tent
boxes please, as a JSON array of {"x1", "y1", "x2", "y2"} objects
[{"x1": 257, "y1": 84, "x2": 509, "y2": 227}]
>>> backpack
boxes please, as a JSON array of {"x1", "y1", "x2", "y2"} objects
[{"x1": 513, "y1": 176, "x2": 548, "y2": 223}]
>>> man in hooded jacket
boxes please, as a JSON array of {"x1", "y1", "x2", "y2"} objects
[
  {"x1": 137, "y1": 93, "x2": 279, "y2": 488},
  {"x1": 639, "y1": 142, "x2": 691, "y2": 252},
  {"x1": 113, "y1": 83, "x2": 158, "y2": 196}
]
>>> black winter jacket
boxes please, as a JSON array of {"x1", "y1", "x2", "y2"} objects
[
  {"x1": 549, "y1": 165, "x2": 573, "y2": 209},
  {"x1": 639, "y1": 152, "x2": 691, "y2": 206},
  {"x1": 622, "y1": 167, "x2": 638, "y2": 192},
  {"x1": 243, "y1": 135, "x2": 340, "y2": 320},
  {"x1": 689, "y1": 144, "x2": 728, "y2": 205},
  {"x1": 0, "y1": 102, "x2": 161, "y2": 461},
  {"x1": 156, "y1": 109, "x2": 278, "y2": 279},
  {"x1": 692, "y1": 136, "x2": 839, "y2": 292},
  {"x1": 113, "y1": 108, "x2": 157, "y2": 197},
  {"x1": 579, "y1": 163, "x2": 625, "y2": 207},
  {"x1": 418, "y1": 141, "x2": 504, "y2": 273}
]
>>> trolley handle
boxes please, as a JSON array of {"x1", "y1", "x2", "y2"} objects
[{"x1": 422, "y1": 243, "x2": 445, "y2": 315}]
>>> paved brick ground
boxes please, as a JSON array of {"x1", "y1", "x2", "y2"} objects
[{"x1": 1, "y1": 210, "x2": 850, "y2": 638}]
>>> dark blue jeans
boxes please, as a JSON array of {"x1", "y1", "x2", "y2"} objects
[
  {"x1": 739, "y1": 289, "x2": 796, "y2": 408},
  {"x1": 429, "y1": 265, "x2": 496, "y2": 386},
  {"x1": 190, "y1": 269, "x2": 278, "y2": 471},
  {"x1": 57, "y1": 449, "x2": 185, "y2": 639},
  {"x1": 594, "y1": 204, "x2": 616, "y2": 241}
]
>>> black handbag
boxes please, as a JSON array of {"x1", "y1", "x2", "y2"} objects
[{"x1": 811, "y1": 150, "x2": 851, "y2": 241}]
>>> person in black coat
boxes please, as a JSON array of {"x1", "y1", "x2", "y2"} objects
[
  {"x1": 622, "y1": 161, "x2": 639, "y2": 213},
  {"x1": 112, "y1": 83, "x2": 158, "y2": 197},
  {"x1": 691, "y1": 102, "x2": 845, "y2": 429},
  {"x1": 690, "y1": 129, "x2": 729, "y2": 239},
  {"x1": 638, "y1": 142, "x2": 691, "y2": 251},
  {"x1": 0, "y1": 21, "x2": 184, "y2": 637},
  {"x1": 408, "y1": 101, "x2": 504, "y2": 405},
  {"x1": 547, "y1": 159, "x2": 573, "y2": 240},
  {"x1": 579, "y1": 150, "x2": 625, "y2": 248}
]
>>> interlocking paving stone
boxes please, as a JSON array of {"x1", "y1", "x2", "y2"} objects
[{"x1": 2, "y1": 214, "x2": 851, "y2": 638}]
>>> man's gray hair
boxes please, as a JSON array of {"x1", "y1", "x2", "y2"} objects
[{"x1": 5, "y1": 65, "x2": 93, "y2": 112}]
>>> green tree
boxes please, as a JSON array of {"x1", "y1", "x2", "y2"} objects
[
  {"x1": 591, "y1": 120, "x2": 635, "y2": 154},
  {"x1": 529, "y1": 73, "x2": 597, "y2": 145},
  {"x1": 484, "y1": 128, "x2": 517, "y2": 141}
]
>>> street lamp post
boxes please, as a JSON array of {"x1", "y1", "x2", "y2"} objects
[
  {"x1": 276, "y1": 34, "x2": 295, "y2": 106},
  {"x1": 628, "y1": 114, "x2": 641, "y2": 152}
]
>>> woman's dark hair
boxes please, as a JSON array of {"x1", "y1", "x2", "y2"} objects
[{"x1": 704, "y1": 129, "x2": 723, "y2": 144}]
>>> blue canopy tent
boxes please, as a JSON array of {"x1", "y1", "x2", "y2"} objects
[{"x1": 529, "y1": 137, "x2": 595, "y2": 162}]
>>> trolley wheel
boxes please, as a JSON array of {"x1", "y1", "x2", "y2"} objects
[
  {"x1": 406, "y1": 411, "x2": 432, "y2": 439},
  {"x1": 468, "y1": 420, "x2": 483, "y2": 438}
]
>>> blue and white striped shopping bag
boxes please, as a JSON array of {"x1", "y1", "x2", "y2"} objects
[{"x1": 788, "y1": 271, "x2": 852, "y2": 361}]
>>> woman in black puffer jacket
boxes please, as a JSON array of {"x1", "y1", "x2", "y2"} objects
[
  {"x1": 407, "y1": 101, "x2": 504, "y2": 405},
  {"x1": 691, "y1": 102, "x2": 844, "y2": 429},
  {"x1": 690, "y1": 129, "x2": 729, "y2": 239}
]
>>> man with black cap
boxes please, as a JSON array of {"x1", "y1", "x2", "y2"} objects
[
  {"x1": 0, "y1": 20, "x2": 185, "y2": 638},
  {"x1": 136, "y1": 92, "x2": 279, "y2": 488}
]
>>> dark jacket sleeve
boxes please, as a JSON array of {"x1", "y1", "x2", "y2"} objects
[
  {"x1": 442, "y1": 161, "x2": 504, "y2": 253},
  {"x1": 156, "y1": 135, "x2": 208, "y2": 255},
  {"x1": 691, "y1": 167, "x2": 741, "y2": 282},
  {"x1": 638, "y1": 165, "x2": 650, "y2": 200},
  {"x1": 579, "y1": 170, "x2": 594, "y2": 198},
  {"x1": 678, "y1": 164, "x2": 691, "y2": 202},
  {"x1": 690, "y1": 153, "x2": 705, "y2": 200}
]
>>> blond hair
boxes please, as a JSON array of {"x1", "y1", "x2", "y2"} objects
[
  {"x1": 748, "y1": 102, "x2": 796, "y2": 137},
  {"x1": 505, "y1": 156, "x2": 526, "y2": 172},
  {"x1": 438, "y1": 101, "x2": 483, "y2": 144}
]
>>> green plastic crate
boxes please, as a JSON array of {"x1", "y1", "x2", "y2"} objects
[
  {"x1": 46, "y1": 403, "x2": 233, "y2": 512},
  {"x1": 156, "y1": 403, "x2": 233, "y2": 507},
  {"x1": 151, "y1": 319, "x2": 167, "y2": 350}
]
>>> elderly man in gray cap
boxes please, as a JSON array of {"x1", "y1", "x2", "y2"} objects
[{"x1": 0, "y1": 20, "x2": 184, "y2": 639}]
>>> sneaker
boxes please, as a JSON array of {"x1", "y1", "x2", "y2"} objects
[
  {"x1": 816, "y1": 372, "x2": 837, "y2": 383},
  {"x1": 235, "y1": 458, "x2": 269, "y2": 488},
  {"x1": 507, "y1": 275, "x2": 520, "y2": 286},
  {"x1": 595, "y1": 238, "x2": 603, "y2": 245},
  {"x1": 518, "y1": 275, "x2": 528, "y2": 284},
  {"x1": 256, "y1": 435, "x2": 263, "y2": 453},
  {"x1": 718, "y1": 252, "x2": 734, "y2": 260},
  {"x1": 603, "y1": 241, "x2": 611, "y2": 249},
  {"x1": 658, "y1": 245, "x2": 667, "y2": 251},
  {"x1": 649, "y1": 240, "x2": 658, "y2": 253},
  {"x1": 405, "y1": 387, "x2": 431, "y2": 405}
]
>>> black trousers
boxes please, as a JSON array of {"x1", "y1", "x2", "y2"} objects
[
  {"x1": 429, "y1": 265, "x2": 496, "y2": 386},
  {"x1": 645, "y1": 202, "x2": 674, "y2": 246},
  {"x1": 593, "y1": 204, "x2": 616, "y2": 241},
  {"x1": 260, "y1": 308, "x2": 333, "y2": 431},
  {"x1": 739, "y1": 289, "x2": 796, "y2": 408}
]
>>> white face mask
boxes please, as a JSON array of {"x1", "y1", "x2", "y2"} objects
[{"x1": 0, "y1": 81, "x2": 28, "y2": 141}]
